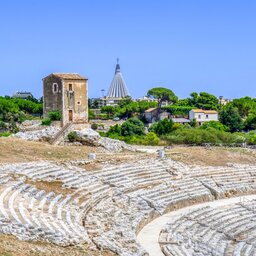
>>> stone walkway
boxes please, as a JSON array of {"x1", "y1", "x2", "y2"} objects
[{"x1": 137, "y1": 194, "x2": 256, "y2": 256}]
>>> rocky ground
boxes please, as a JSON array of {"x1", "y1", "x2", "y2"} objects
[
  {"x1": 13, "y1": 126, "x2": 135, "y2": 153},
  {"x1": 1, "y1": 136, "x2": 256, "y2": 166},
  {"x1": 0, "y1": 234, "x2": 115, "y2": 256}
]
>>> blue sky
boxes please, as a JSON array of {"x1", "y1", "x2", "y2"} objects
[{"x1": 0, "y1": 0, "x2": 256, "y2": 99}]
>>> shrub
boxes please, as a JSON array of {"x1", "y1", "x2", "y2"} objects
[
  {"x1": 41, "y1": 118, "x2": 52, "y2": 126},
  {"x1": 126, "y1": 135, "x2": 144, "y2": 145},
  {"x1": 200, "y1": 121, "x2": 229, "y2": 132},
  {"x1": 0, "y1": 131, "x2": 11, "y2": 137},
  {"x1": 121, "y1": 118, "x2": 145, "y2": 136},
  {"x1": 48, "y1": 111, "x2": 61, "y2": 121},
  {"x1": 189, "y1": 118, "x2": 198, "y2": 128},
  {"x1": 91, "y1": 123, "x2": 98, "y2": 130},
  {"x1": 163, "y1": 127, "x2": 244, "y2": 145},
  {"x1": 0, "y1": 121, "x2": 7, "y2": 130},
  {"x1": 88, "y1": 109, "x2": 95, "y2": 120},
  {"x1": 107, "y1": 124, "x2": 122, "y2": 136},
  {"x1": 172, "y1": 123, "x2": 182, "y2": 130},
  {"x1": 7, "y1": 121, "x2": 19, "y2": 133},
  {"x1": 242, "y1": 131, "x2": 256, "y2": 145},
  {"x1": 145, "y1": 132, "x2": 160, "y2": 145},
  {"x1": 149, "y1": 118, "x2": 173, "y2": 135},
  {"x1": 99, "y1": 113, "x2": 108, "y2": 120},
  {"x1": 67, "y1": 131, "x2": 78, "y2": 142},
  {"x1": 249, "y1": 134, "x2": 256, "y2": 145}
]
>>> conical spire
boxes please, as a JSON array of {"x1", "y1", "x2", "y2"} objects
[
  {"x1": 107, "y1": 59, "x2": 130, "y2": 98},
  {"x1": 115, "y1": 58, "x2": 121, "y2": 73}
]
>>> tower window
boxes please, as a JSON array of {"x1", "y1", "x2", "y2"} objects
[
  {"x1": 69, "y1": 84, "x2": 73, "y2": 91},
  {"x1": 53, "y1": 83, "x2": 58, "y2": 93}
]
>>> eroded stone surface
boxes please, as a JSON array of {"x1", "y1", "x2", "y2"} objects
[{"x1": 0, "y1": 158, "x2": 256, "y2": 255}]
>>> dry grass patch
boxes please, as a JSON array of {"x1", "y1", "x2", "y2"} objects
[
  {"x1": 0, "y1": 137, "x2": 99, "y2": 164},
  {"x1": 167, "y1": 146, "x2": 256, "y2": 166},
  {"x1": 0, "y1": 234, "x2": 116, "y2": 256},
  {"x1": 25, "y1": 179, "x2": 73, "y2": 195}
]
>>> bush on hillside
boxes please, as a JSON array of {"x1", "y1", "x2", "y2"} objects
[
  {"x1": 48, "y1": 111, "x2": 61, "y2": 121},
  {"x1": 149, "y1": 118, "x2": 173, "y2": 135},
  {"x1": 41, "y1": 118, "x2": 52, "y2": 126},
  {"x1": 107, "y1": 124, "x2": 122, "y2": 136},
  {"x1": 67, "y1": 131, "x2": 78, "y2": 142},
  {"x1": 163, "y1": 127, "x2": 245, "y2": 145},
  {"x1": 0, "y1": 121, "x2": 7, "y2": 131},
  {"x1": 88, "y1": 109, "x2": 95, "y2": 120},
  {"x1": 91, "y1": 123, "x2": 98, "y2": 130},
  {"x1": 121, "y1": 118, "x2": 145, "y2": 136},
  {"x1": 145, "y1": 132, "x2": 160, "y2": 145},
  {"x1": 200, "y1": 121, "x2": 229, "y2": 132},
  {"x1": 0, "y1": 131, "x2": 11, "y2": 137}
]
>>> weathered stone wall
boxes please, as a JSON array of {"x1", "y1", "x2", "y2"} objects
[
  {"x1": 43, "y1": 76, "x2": 63, "y2": 118},
  {"x1": 62, "y1": 79, "x2": 88, "y2": 125}
]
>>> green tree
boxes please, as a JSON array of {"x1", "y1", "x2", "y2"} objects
[
  {"x1": 149, "y1": 118, "x2": 174, "y2": 135},
  {"x1": 231, "y1": 97, "x2": 256, "y2": 118},
  {"x1": 118, "y1": 96, "x2": 133, "y2": 108},
  {"x1": 121, "y1": 118, "x2": 145, "y2": 136},
  {"x1": 163, "y1": 105, "x2": 193, "y2": 116},
  {"x1": 101, "y1": 106, "x2": 116, "y2": 118},
  {"x1": 244, "y1": 110, "x2": 256, "y2": 131},
  {"x1": 219, "y1": 105, "x2": 244, "y2": 132},
  {"x1": 147, "y1": 87, "x2": 178, "y2": 109},
  {"x1": 188, "y1": 92, "x2": 219, "y2": 110}
]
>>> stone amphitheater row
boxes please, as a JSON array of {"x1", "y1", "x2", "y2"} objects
[
  {"x1": 159, "y1": 201, "x2": 256, "y2": 256},
  {"x1": 0, "y1": 159, "x2": 256, "y2": 255}
]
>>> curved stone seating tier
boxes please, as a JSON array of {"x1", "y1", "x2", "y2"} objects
[
  {"x1": 129, "y1": 178, "x2": 214, "y2": 214},
  {"x1": 1, "y1": 159, "x2": 256, "y2": 255},
  {"x1": 159, "y1": 201, "x2": 256, "y2": 256},
  {"x1": 186, "y1": 166, "x2": 256, "y2": 199},
  {"x1": 0, "y1": 180, "x2": 89, "y2": 245}
]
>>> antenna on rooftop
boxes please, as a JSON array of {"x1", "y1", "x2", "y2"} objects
[{"x1": 101, "y1": 89, "x2": 105, "y2": 97}]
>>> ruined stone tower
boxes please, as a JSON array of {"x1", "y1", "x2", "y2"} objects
[{"x1": 43, "y1": 73, "x2": 88, "y2": 126}]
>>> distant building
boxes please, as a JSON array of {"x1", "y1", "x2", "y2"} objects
[
  {"x1": 100, "y1": 59, "x2": 130, "y2": 106},
  {"x1": 189, "y1": 109, "x2": 218, "y2": 125},
  {"x1": 159, "y1": 111, "x2": 170, "y2": 120},
  {"x1": 219, "y1": 96, "x2": 231, "y2": 105},
  {"x1": 144, "y1": 108, "x2": 218, "y2": 125},
  {"x1": 137, "y1": 96, "x2": 156, "y2": 102},
  {"x1": 13, "y1": 91, "x2": 33, "y2": 99},
  {"x1": 144, "y1": 108, "x2": 158, "y2": 123},
  {"x1": 171, "y1": 118, "x2": 191, "y2": 124},
  {"x1": 43, "y1": 73, "x2": 88, "y2": 126}
]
